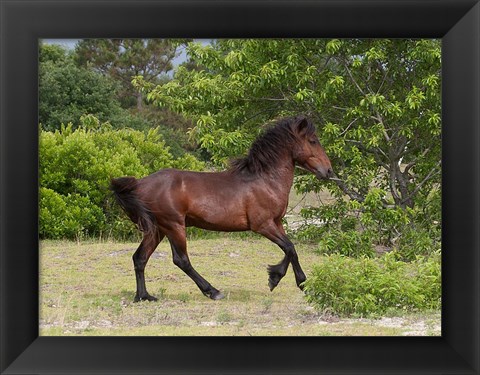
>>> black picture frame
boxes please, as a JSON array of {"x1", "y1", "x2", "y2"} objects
[{"x1": 1, "y1": 0, "x2": 479, "y2": 373}]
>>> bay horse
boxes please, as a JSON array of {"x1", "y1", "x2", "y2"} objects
[{"x1": 110, "y1": 115, "x2": 333, "y2": 301}]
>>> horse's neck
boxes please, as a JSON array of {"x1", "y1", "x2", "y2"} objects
[{"x1": 264, "y1": 157, "x2": 296, "y2": 198}]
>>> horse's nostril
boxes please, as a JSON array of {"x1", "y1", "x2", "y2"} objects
[{"x1": 327, "y1": 168, "x2": 333, "y2": 176}]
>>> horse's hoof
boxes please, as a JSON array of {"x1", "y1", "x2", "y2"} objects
[
  {"x1": 269, "y1": 272, "x2": 283, "y2": 291},
  {"x1": 134, "y1": 294, "x2": 158, "y2": 302},
  {"x1": 209, "y1": 290, "x2": 225, "y2": 300},
  {"x1": 297, "y1": 278, "x2": 307, "y2": 291},
  {"x1": 268, "y1": 267, "x2": 282, "y2": 291},
  {"x1": 268, "y1": 280, "x2": 279, "y2": 291}
]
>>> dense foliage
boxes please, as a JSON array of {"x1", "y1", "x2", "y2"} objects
[
  {"x1": 39, "y1": 115, "x2": 204, "y2": 239},
  {"x1": 39, "y1": 43, "x2": 197, "y2": 154},
  {"x1": 75, "y1": 39, "x2": 179, "y2": 109},
  {"x1": 303, "y1": 250, "x2": 441, "y2": 317},
  {"x1": 39, "y1": 44, "x2": 124, "y2": 131}
]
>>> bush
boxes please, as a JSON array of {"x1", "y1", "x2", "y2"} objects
[
  {"x1": 39, "y1": 188, "x2": 105, "y2": 239},
  {"x1": 293, "y1": 184, "x2": 441, "y2": 260},
  {"x1": 317, "y1": 229, "x2": 375, "y2": 258},
  {"x1": 39, "y1": 116, "x2": 205, "y2": 240},
  {"x1": 394, "y1": 227, "x2": 437, "y2": 261},
  {"x1": 303, "y1": 251, "x2": 441, "y2": 317}
]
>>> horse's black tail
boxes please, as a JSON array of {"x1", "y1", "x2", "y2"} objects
[{"x1": 110, "y1": 177, "x2": 157, "y2": 241}]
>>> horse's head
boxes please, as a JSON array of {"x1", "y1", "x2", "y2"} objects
[{"x1": 292, "y1": 116, "x2": 333, "y2": 180}]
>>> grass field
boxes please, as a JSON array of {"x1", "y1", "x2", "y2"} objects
[{"x1": 39, "y1": 236, "x2": 441, "y2": 336}]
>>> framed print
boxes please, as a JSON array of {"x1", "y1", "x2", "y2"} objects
[{"x1": 1, "y1": 0, "x2": 479, "y2": 374}]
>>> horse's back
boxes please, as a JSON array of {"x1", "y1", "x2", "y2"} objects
[
  {"x1": 135, "y1": 168, "x2": 251, "y2": 231},
  {"x1": 137, "y1": 168, "x2": 236, "y2": 195}
]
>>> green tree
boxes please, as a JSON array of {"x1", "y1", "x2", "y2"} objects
[
  {"x1": 39, "y1": 44, "x2": 125, "y2": 131},
  {"x1": 39, "y1": 43, "x2": 69, "y2": 64},
  {"x1": 75, "y1": 39, "x2": 179, "y2": 109},
  {"x1": 135, "y1": 39, "x2": 441, "y2": 250}
]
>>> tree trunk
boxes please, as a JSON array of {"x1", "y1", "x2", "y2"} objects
[
  {"x1": 394, "y1": 165, "x2": 414, "y2": 209},
  {"x1": 136, "y1": 92, "x2": 143, "y2": 110}
]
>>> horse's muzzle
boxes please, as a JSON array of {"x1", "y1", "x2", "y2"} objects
[{"x1": 315, "y1": 167, "x2": 334, "y2": 180}]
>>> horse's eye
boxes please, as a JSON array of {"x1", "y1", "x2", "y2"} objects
[{"x1": 309, "y1": 140, "x2": 317, "y2": 145}]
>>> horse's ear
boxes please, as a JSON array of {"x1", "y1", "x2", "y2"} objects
[{"x1": 295, "y1": 116, "x2": 309, "y2": 136}]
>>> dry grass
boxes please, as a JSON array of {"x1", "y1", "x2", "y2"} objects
[{"x1": 39, "y1": 237, "x2": 440, "y2": 336}]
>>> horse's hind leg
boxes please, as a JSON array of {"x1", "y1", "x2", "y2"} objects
[
  {"x1": 255, "y1": 221, "x2": 307, "y2": 291},
  {"x1": 166, "y1": 225, "x2": 224, "y2": 300},
  {"x1": 133, "y1": 232, "x2": 164, "y2": 302}
]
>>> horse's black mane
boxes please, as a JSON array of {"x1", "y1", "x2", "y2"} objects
[{"x1": 229, "y1": 116, "x2": 316, "y2": 176}]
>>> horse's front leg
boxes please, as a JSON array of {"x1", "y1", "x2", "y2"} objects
[{"x1": 255, "y1": 221, "x2": 307, "y2": 291}]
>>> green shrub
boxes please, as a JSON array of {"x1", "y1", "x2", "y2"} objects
[
  {"x1": 394, "y1": 227, "x2": 438, "y2": 261},
  {"x1": 317, "y1": 229, "x2": 375, "y2": 258},
  {"x1": 303, "y1": 251, "x2": 441, "y2": 317},
  {"x1": 294, "y1": 184, "x2": 440, "y2": 261},
  {"x1": 39, "y1": 116, "x2": 205, "y2": 240},
  {"x1": 39, "y1": 188, "x2": 105, "y2": 239},
  {"x1": 293, "y1": 223, "x2": 326, "y2": 242}
]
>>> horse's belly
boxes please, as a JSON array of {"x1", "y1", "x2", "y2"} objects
[{"x1": 185, "y1": 212, "x2": 249, "y2": 232}]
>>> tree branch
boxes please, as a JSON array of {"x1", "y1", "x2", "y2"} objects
[
  {"x1": 344, "y1": 139, "x2": 389, "y2": 169},
  {"x1": 339, "y1": 118, "x2": 358, "y2": 136},
  {"x1": 376, "y1": 64, "x2": 389, "y2": 95},
  {"x1": 332, "y1": 175, "x2": 365, "y2": 203},
  {"x1": 401, "y1": 160, "x2": 442, "y2": 205},
  {"x1": 402, "y1": 146, "x2": 432, "y2": 174},
  {"x1": 341, "y1": 59, "x2": 367, "y2": 96},
  {"x1": 370, "y1": 113, "x2": 390, "y2": 142}
]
